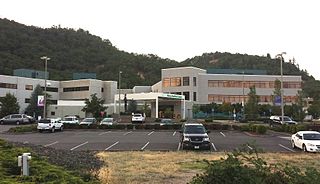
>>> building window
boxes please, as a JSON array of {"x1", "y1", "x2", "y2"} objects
[
  {"x1": 0, "y1": 82, "x2": 17, "y2": 89},
  {"x1": 25, "y1": 98, "x2": 31, "y2": 103},
  {"x1": 171, "y1": 92, "x2": 182, "y2": 95},
  {"x1": 193, "y1": 92, "x2": 197, "y2": 101},
  {"x1": 183, "y1": 77, "x2": 190, "y2": 86},
  {"x1": 183, "y1": 91, "x2": 190, "y2": 100},
  {"x1": 48, "y1": 100, "x2": 58, "y2": 105},
  {"x1": 101, "y1": 88, "x2": 104, "y2": 92},
  {"x1": 63, "y1": 86, "x2": 89, "y2": 92},
  {"x1": 41, "y1": 86, "x2": 58, "y2": 92},
  {"x1": 193, "y1": 77, "x2": 197, "y2": 86},
  {"x1": 163, "y1": 78, "x2": 170, "y2": 87},
  {"x1": 170, "y1": 77, "x2": 181, "y2": 87},
  {"x1": 25, "y1": 85, "x2": 33, "y2": 90},
  {"x1": 51, "y1": 111, "x2": 55, "y2": 116}
]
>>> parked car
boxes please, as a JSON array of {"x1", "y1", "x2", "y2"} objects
[
  {"x1": 160, "y1": 118, "x2": 173, "y2": 126},
  {"x1": 179, "y1": 123, "x2": 211, "y2": 150},
  {"x1": 100, "y1": 118, "x2": 117, "y2": 125},
  {"x1": 37, "y1": 118, "x2": 63, "y2": 133},
  {"x1": 270, "y1": 115, "x2": 297, "y2": 125},
  {"x1": 291, "y1": 131, "x2": 320, "y2": 152},
  {"x1": 131, "y1": 113, "x2": 145, "y2": 123},
  {"x1": 79, "y1": 118, "x2": 97, "y2": 125},
  {"x1": 304, "y1": 115, "x2": 313, "y2": 122},
  {"x1": 60, "y1": 116, "x2": 79, "y2": 124},
  {"x1": 0, "y1": 114, "x2": 31, "y2": 125}
]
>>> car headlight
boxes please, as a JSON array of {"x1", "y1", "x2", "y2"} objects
[
  {"x1": 203, "y1": 137, "x2": 210, "y2": 141},
  {"x1": 307, "y1": 143, "x2": 315, "y2": 147},
  {"x1": 183, "y1": 137, "x2": 190, "y2": 142}
]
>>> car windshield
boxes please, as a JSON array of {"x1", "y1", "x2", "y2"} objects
[
  {"x1": 281, "y1": 117, "x2": 292, "y2": 121},
  {"x1": 184, "y1": 125, "x2": 206, "y2": 134},
  {"x1": 11, "y1": 115, "x2": 21, "y2": 118},
  {"x1": 63, "y1": 117, "x2": 74, "y2": 121},
  {"x1": 102, "y1": 118, "x2": 113, "y2": 122},
  {"x1": 303, "y1": 133, "x2": 320, "y2": 140},
  {"x1": 83, "y1": 118, "x2": 94, "y2": 122},
  {"x1": 39, "y1": 120, "x2": 51, "y2": 124},
  {"x1": 133, "y1": 114, "x2": 142, "y2": 117}
]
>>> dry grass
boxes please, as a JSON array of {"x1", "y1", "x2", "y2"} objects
[{"x1": 96, "y1": 151, "x2": 320, "y2": 184}]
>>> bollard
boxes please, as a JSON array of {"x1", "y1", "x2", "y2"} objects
[{"x1": 18, "y1": 153, "x2": 31, "y2": 176}]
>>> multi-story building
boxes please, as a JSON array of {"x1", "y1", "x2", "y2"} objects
[{"x1": 152, "y1": 66, "x2": 302, "y2": 105}]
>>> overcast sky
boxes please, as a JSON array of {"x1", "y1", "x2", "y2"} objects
[{"x1": 1, "y1": 0, "x2": 319, "y2": 80}]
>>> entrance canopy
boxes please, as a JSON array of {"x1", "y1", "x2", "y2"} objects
[{"x1": 114, "y1": 92, "x2": 185, "y2": 119}]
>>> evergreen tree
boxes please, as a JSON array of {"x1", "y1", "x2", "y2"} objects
[
  {"x1": 245, "y1": 86, "x2": 259, "y2": 119},
  {"x1": 82, "y1": 93, "x2": 107, "y2": 119},
  {"x1": 128, "y1": 100, "x2": 137, "y2": 113},
  {"x1": 25, "y1": 85, "x2": 44, "y2": 118},
  {"x1": 0, "y1": 93, "x2": 20, "y2": 117}
]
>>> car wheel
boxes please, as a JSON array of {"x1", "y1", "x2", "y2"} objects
[
  {"x1": 60, "y1": 126, "x2": 63, "y2": 131},
  {"x1": 303, "y1": 144, "x2": 308, "y2": 152},
  {"x1": 16, "y1": 121, "x2": 20, "y2": 125},
  {"x1": 51, "y1": 127, "x2": 55, "y2": 133},
  {"x1": 0, "y1": 121, "x2": 3, "y2": 125},
  {"x1": 291, "y1": 141, "x2": 296, "y2": 149}
]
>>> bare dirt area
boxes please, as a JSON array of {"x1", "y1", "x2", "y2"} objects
[{"x1": 97, "y1": 151, "x2": 320, "y2": 184}]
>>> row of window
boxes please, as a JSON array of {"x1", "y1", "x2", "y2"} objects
[
  {"x1": 170, "y1": 91, "x2": 197, "y2": 101},
  {"x1": 208, "y1": 80, "x2": 301, "y2": 89},
  {"x1": 163, "y1": 77, "x2": 197, "y2": 87},
  {"x1": 63, "y1": 86, "x2": 89, "y2": 92},
  {"x1": 24, "y1": 98, "x2": 57, "y2": 104},
  {"x1": 208, "y1": 94, "x2": 298, "y2": 103},
  {"x1": 0, "y1": 82, "x2": 17, "y2": 89}
]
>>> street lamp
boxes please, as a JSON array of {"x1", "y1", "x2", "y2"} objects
[
  {"x1": 276, "y1": 52, "x2": 286, "y2": 124},
  {"x1": 118, "y1": 70, "x2": 122, "y2": 120},
  {"x1": 40, "y1": 56, "x2": 50, "y2": 119}
]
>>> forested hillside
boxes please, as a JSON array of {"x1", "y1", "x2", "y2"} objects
[{"x1": 0, "y1": 18, "x2": 319, "y2": 100}]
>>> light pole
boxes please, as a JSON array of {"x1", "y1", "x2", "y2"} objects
[
  {"x1": 118, "y1": 70, "x2": 122, "y2": 120},
  {"x1": 40, "y1": 56, "x2": 50, "y2": 119},
  {"x1": 276, "y1": 52, "x2": 286, "y2": 124}
]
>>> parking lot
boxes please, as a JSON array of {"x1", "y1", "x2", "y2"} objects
[{"x1": 0, "y1": 127, "x2": 298, "y2": 152}]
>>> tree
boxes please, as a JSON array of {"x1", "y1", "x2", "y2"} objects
[
  {"x1": 0, "y1": 93, "x2": 20, "y2": 117},
  {"x1": 245, "y1": 86, "x2": 259, "y2": 119},
  {"x1": 82, "y1": 93, "x2": 107, "y2": 119},
  {"x1": 128, "y1": 100, "x2": 137, "y2": 113},
  {"x1": 25, "y1": 85, "x2": 44, "y2": 118},
  {"x1": 271, "y1": 79, "x2": 281, "y2": 115}
]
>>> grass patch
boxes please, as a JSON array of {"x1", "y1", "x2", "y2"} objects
[
  {"x1": 0, "y1": 139, "x2": 98, "y2": 183},
  {"x1": 97, "y1": 151, "x2": 320, "y2": 184},
  {"x1": 8, "y1": 125, "x2": 37, "y2": 133}
]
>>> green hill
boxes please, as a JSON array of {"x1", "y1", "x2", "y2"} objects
[{"x1": 0, "y1": 18, "x2": 319, "y2": 100}]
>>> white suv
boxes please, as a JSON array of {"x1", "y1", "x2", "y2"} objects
[
  {"x1": 131, "y1": 113, "x2": 145, "y2": 123},
  {"x1": 37, "y1": 118, "x2": 63, "y2": 133},
  {"x1": 60, "y1": 116, "x2": 79, "y2": 124}
]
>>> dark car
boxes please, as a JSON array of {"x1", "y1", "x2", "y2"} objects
[
  {"x1": 179, "y1": 123, "x2": 211, "y2": 150},
  {"x1": 0, "y1": 114, "x2": 31, "y2": 125}
]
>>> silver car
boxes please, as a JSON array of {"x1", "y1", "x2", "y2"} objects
[
  {"x1": 100, "y1": 118, "x2": 117, "y2": 125},
  {"x1": 0, "y1": 114, "x2": 31, "y2": 125}
]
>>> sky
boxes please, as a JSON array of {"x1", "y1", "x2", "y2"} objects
[{"x1": 1, "y1": 0, "x2": 319, "y2": 80}]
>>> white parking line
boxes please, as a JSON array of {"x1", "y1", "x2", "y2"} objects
[
  {"x1": 70, "y1": 141, "x2": 88, "y2": 151},
  {"x1": 105, "y1": 141, "x2": 119, "y2": 151},
  {"x1": 177, "y1": 142, "x2": 181, "y2": 151},
  {"x1": 99, "y1": 131, "x2": 111, "y2": 136},
  {"x1": 173, "y1": 131, "x2": 177, "y2": 136},
  {"x1": 123, "y1": 131, "x2": 132, "y2": 136},
  {"x1": 147, "y1": 131, "x2": 154, "y2": 136},
  {"x1": 211, "y1": 143, "x2": 217, "y2": 151},
  {"x1": 220, "y1": 132, "x2": 226, "y2": 137},
  {"x1": 278, "y1": 136, "x2": 291, "y2": 141},
  {"x1": 247, "y1": 145, "x2": 253, "y2": 150},
  {"x1": 44, "y1": 141, "x2": 59, "y2": 147},
  {"x1": 279, "y1": 144, "x2": 295, "y2": 152},
  {"x1": 141, "y1": 142, "x2": 150, "y2": 150}
]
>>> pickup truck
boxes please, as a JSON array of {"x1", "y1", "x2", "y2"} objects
[{"x1": 131, "y1": 113, "x2": 145, "y2": 123}]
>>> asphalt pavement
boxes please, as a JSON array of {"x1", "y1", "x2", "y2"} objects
[{"x1": 0, "y1": 128, "x2": 298, "y2": 152}]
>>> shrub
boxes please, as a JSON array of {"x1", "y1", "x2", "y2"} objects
[
  {"x1": 8, "y1": 125, "x2": 37, "y2": 133},
  {"x1": 180, "y1": 119, "x2": 187, "y2": 122},
  {"x1": 204, "y1": 118, "x2": 213, "y2": 123},
  {"x1": 255, "y1": 125, "x2": 267, "y2": 134},
  {"x1": 190, "y1": 146, "x2": 320, "y2": 184}
]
